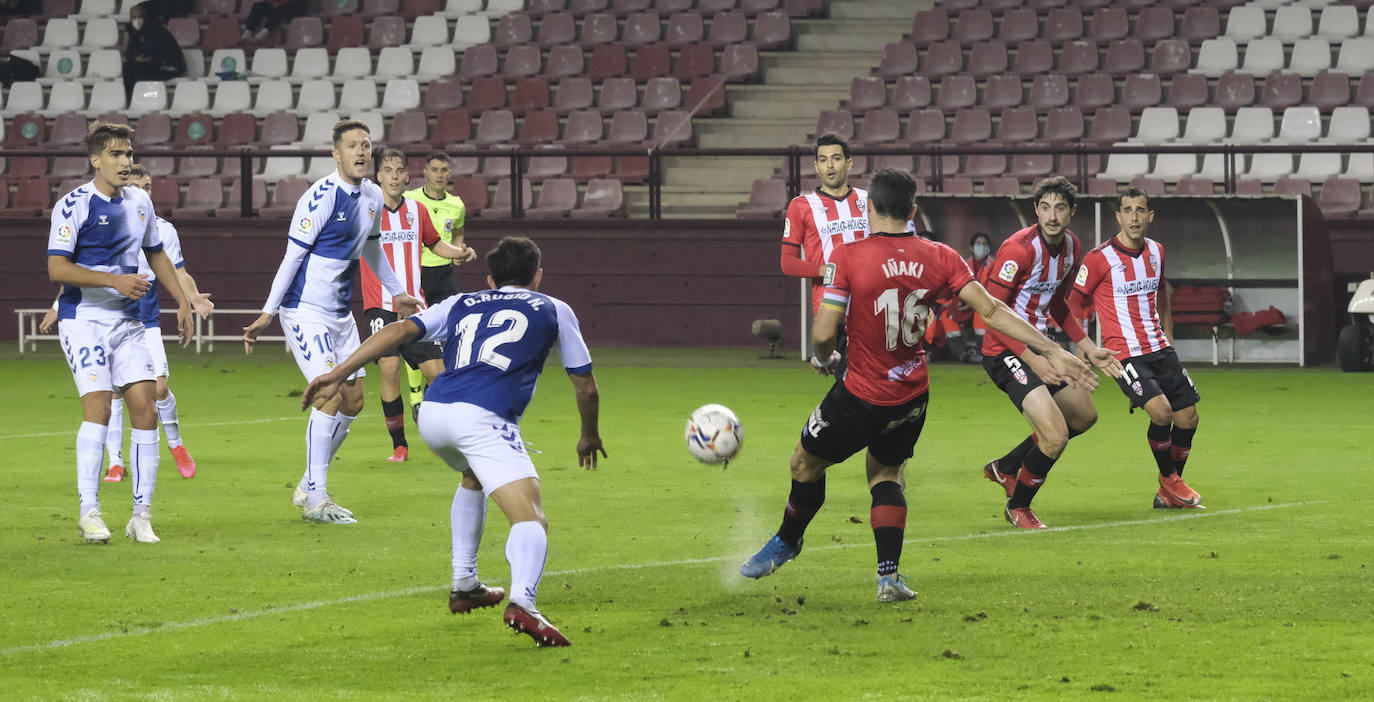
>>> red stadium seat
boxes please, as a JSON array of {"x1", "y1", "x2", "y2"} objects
[
  {"x1": 737, "y1": 178, "x2": 786, "y2": 218},
  {"x1": 848, "y1": 76, "x2": 886, "y2": 110},
  {"x1": 950, "y1": 108, "x2": 992, "y2": 143},
  {"x1": 503, "y1": 45, "x2": 544, "y2": 78},
  {"x1": 432, "y1": 109, "x2": 472, "y2": 147},
  {"x1": 940, "y1": 177, "x2": 974, "y2": 195},
  {"x1": 460, "y1": 44, "x2": 499, "y2": 78},
  {"x1": 717, "y1": 44, "x2": 757, "y2": 82},
  {"x1": 262, "y1": 177, "x2": 309, "y2": 216},
  {"x1": 1318, "y1": 178, "x2": 1363, "y2": 216},
  {"x1": 1134, "y1": 7, "x2": 1175, "y2": 43},
  {"x1": 51, "y1": 155, "x2": 89, "y2": 180},
  {"x1": 1103, "y1": 40, "x2": 1145, "y2": 75},
  {"x1": 1175, "y1": 176, "x2": 1215, "y2": 196},
  {"x1": 1259, "y1": 72, "x2": 1303, "y2": 110},
  {"x1": 1127, "y1": 177, "x2": 1165, "y2": 197},
  {"x1": 326, "y1": 16, "x2": 365, "y2": 54},
  {"x1": 553, "y1": 77, "x2": 595, "y2": 113},
  {"x1": 529, "y1": 0, "x2": 568, "y2": 13},
  {"x1": 466, "y1": 76, "x2": 507, "y2": 113},
  {"x1": 709, "y1": 11, "x2": 749, "y2": 46},
  {"x1": 173, "y1": 179, "x2": 225, "y2": 219},
  {"x1": 451, "y1": 178, "x2": 489, "y2": 216},
  {"x1": 1310, "y1": 71, "x2": 1352, "y2": 111},
  {"x1": 473, "y1": 110, "x2": 516, "y2": 147},
  {"x1": 174, "y1": 113, "x2": 215, "y2": 148},
  {"x1": 738, "y1": 0, "x2": 779, "y2": 14},
  {"x1": 630, "y1": 44, "x2": 671, "y2": 81},
  {"x1": 526, "y1": 178, "x2": 578, "y2": 217},
  {"x1": 563, "y1": 110, "x2": 605, "y2": 145},
  {"x1": 260, "y1": 112, "x2": 299, "y2": 146},
  {"x1": 953, "y1": 9, "x2": 993, "y2": 44},
  {"x1": 509, "y1": 77, "x2": 550, "y2": 114},
  {"x1": 752, "y1": 11, "x2": 791, "y2": 51},
  {"x1": 1000, "y1": 9, "x2": 1039, "y2": 43},
  {"x1": 983, "y1": 177, "x2": 1021, "y2": 196},
  {"x1": 545, "y1": 44, "x2": 586, "y2": 79},
  {"x1": 1087, "y1": 106, "x2": 1131, "y2": 143},
  {"x1": 1073, "y1": 73, "x2": 1115, "y2": 110},
  {"x1": 516, "y1": 109, "x2": 560, "y2": 147},
  {"x1": 854, "y1": 108, "x2": 900, "y2": 145},
  {"x1": 1179, "y1": 6, "x2": 1220, "y2": 42},
  {"x1": 968, "y1": 40, "x2": 1008, "y2": 78},
  {"x1": 2, "y1": 179, "x2": 50, "y2": 217},
  {"x1": 936, "y1": 75, "x2": 976, "y2": 110},
  {"x1": 905, "y1": 108, "x2": 946, "y2": 144},
  {"x1": 284, "y1": 17, "x2": 323, "y2": 49},
  {"x1": 215, "y1": 178, "x2": 268, "y2": 217},
  {"x1": 1166, "y1": 73, "x2": 1210, "y2": 111},
  {"x1": 1122, "y1": 74, "x2": 1162, "y2": 111},
  {"x1": 1011, "y1": 40, "x2": 1053, "y2": 77},
  {"x1": 1044, "y1": 8, "x2": 1083, "y2": 42},
  {"x1": 642, "y1": 76, "x2": 682, "y2": 112},
  {"x1": 1356, "y1": 71, "x2": 1374, "y2": 110},
  {"x1": 1043, "y1": 106, "x2": 1085, "y2": 141},
  {"x1": 890, "y1": 76, "x2": 931, "y2": 111},
  {"x1": 538, "y1": 13, "x2": 577, "y2": 47},
  {"x1": 527, "y1": 147, "x2": 569, "y2": 180},
  {"x1": 368, "y1": 17, "x2": 407, "y2": 50},
  {"x1": 921, "y1": 40, "x2": 963, "y2": 79},
  {"x1": 814, "y1": 109, "x2": 853, "y2": 139},
  {"x1": 361, "y1": 0, "x2": 400, "y2": 16},
  {"x1": 485, "y1": 178, "x2": 533, "y2": 218},
  {"x1": 388, "y1": 110, "x2": 429, "y2": 147},
  {"x1": 911, "y1": 9, "x2": 949, "y2": 46},
  {"x1": 217, "y1": 112, "x2": 257, "y2": 147},
  {"x1": 573, "y1": 178, "x2": 625, "y2": 218},
  {"x1": 1087, "y1": 7, "x2": 1128, "y2": 42},
  {"x1": 685, "y1": 76, "x2": 726, "y2": 115},
  {"x1": 876, "y1": 42, "x2": 917, "y2": 78},
  {"x1": 675, "y1": 43, "x2": 715, "y2": 80},
  {"x1": 1057, "y1": 40, "x2": 1099, "y2": 76},
  {"x1": 201, "y1": 16, "x2": 241, "y2": 53},
  {"x1": 1008, "y1": 153, "x2": 1053, "y2": 178},
  {"x1": 579, "y1": 12, "x2": 619, "y2": 45},
  {"x1": 494, "y1": 13, "x2": 533, "y2": 48},
  {"x1": 1274, "y1": 177, "x2": 1313, "y2": 198},
  {"x1": 1214, "y1": 72, "x2": 1256, "y2": 112},
  {"x1": 48, "y1": 113, "x2": 85, "y2": 146},
  {"x1": 168, "y1": 18, "x2": 200, "y2": 48},
  {"x1": 424, "y1": 77, "x2": 464, "y2": 112},
  {"x1": 607, "y1": 110, "x2": 649, "y2": 144},
  {"x1": 665, "y1": 11, "x2": 704, "y2": 47},
  {"x1": 1029, "y1": 74, "x2": 1069, "y2": 110},
  {"x1": 1, "y1": 18, "x2": 38, "y2": 51},
  {"x1": 401, "y1": 0, "x2": 441, "y2": 17},
  {"x1": 983, "y1": 74, "x2": 1023, "y2": 110},
  {"x1": 589, "y1": 44, "x2": 628, "y2": 80},
  {"x1": 622, "y1": 12, "x2": 662, "y2": 46},
  {"x1": 597, "y1": 77, "x2": 638, "y2": 113},
  {"x1": 996, "y1": 107, "x2": 1039, "y2": 143},
  {"x1": 612, "y1": 0, "x2": 651, "y2": 14},
  {"x1": 1148, "y1": 39, "x2": 1191, "y2": 77}
]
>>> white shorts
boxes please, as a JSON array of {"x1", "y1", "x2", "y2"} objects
[
  {"x1": 143, "y1": 326, "x2": 169, "y2": 379},
  {"x1": 417, "y1": 402, "x2": 538, "y2": 496},
  {"x1": 279, "y1": 308, "x2": 365, "y2": 382},
  {"x1": 59, "y1": 317, "x2": 156, "y2": 397}
]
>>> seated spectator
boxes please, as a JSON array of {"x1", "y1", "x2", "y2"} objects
[
  {"x1": 241, "y1": 0, "x2": 309, "y2": 42},
  {"x1": 0, "y1": 50, "x2": 39, "y2": 87},
  {"x1": 123, "y1": 2, "x2": 186, "y2": 99}
]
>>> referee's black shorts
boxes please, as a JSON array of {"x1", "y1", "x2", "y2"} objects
[{"x1": 421, "y1": 264, "x2": 460, "y2": 305}]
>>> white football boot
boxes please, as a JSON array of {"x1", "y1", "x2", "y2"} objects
[
  {"x1": 302, "y1": 497, "x2": 358, "y2": 524},
  {"x1": 78, "y1": 508, "x2": 111, "y2": 543},
  {"x1": 125, "y1": 514, "x2": 160, "y2": 543}
]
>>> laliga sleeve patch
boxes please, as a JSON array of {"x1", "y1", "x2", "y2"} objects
[
  {"x1": 997, "y1": 259, "x2": 1018, "y2": 283},
  {"x1": 783, "y1": 218, "x2": 792, "y2": 240},
  {"x1": 822, "y1": 262, "x2": 836, "y2": 286},
  {"x1": 1075, "y1": 264, "x2": 1089, "y2": 287},
  {"x1": 297, "y1": 216, "x2": 312, "y2": 235},
  {"x1": 56, "y1": 224, "x2": 73, "y2": 244}
]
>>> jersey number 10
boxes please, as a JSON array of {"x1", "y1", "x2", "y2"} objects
[
  {"x1": 451, "y1": 310, "x2": 529, "y2": 371},
  {"x1": 874, "y1": 288, "x2": 931, "y2": 351}
]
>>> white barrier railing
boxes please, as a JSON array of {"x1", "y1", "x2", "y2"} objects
[{"x1": 15, "y1": 308, "x2": 287, "y2": 354}]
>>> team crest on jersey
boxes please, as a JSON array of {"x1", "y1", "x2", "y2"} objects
[
  {"x1": 1148, "y1": 254, "x2": 1159, "y2": 269},
  {"x1": 56, "y1": 224, "x2": 73, "y2": 244},
  {"x1": 855, "y1": 198, "x2": 866, "y2": 214},
  {"x1": 297, "y1": 216, "x2": 312, "y2": 234},
  {"x1": 336, "y1": 211, "x2": 348, "y2": 222},
  {"x1": 998, "y1": 260, "x2": 1018, "y2": 283},
  {"x1": 1131, "y1": 380, "x2": 1143, "y2": 396},
  {"x1": 1013, "y1": 367, "x2": 1027, "y2": 385},
  {"x1": 137, "y1": 207, "x2": 146, "y2": 223},
  {"x1": 1075, "y1": 264, "x2": 1088, "y2": 286},
  {"x1": 822, "y1": 262, "x2": 836, "y2": 285},
  {"x1": 368, "y1": 204, "x2": 377, "y2": 218},
  {"x1": 88, "y1": 372, "x2": 98, "y2": 382},
  {"x1": 404, "y1": 211, "x2": 415, "y2": 227}
]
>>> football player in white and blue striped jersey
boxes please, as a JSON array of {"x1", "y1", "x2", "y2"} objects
[
  {"x1": 242, "y1": 120, "x2": 420, "y2": 525},
  {"x1": 302, "y1": 236, "x2": 605, "y2": 647},
  {"x1": 46, "y1": 122, "x2": 196, "y2": 544}
]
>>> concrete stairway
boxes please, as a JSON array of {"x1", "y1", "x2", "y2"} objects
[{"x1": 624, "y1": 0, "x2": 929, "y2": 218}]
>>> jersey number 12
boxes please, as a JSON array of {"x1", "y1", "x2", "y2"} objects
[{"x1": 451, "y1": 310, "x2": 529, "y2": 371}]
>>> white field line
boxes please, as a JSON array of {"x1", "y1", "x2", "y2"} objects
[
  {"x1": 0, "y1": 500, "x2": 1319, "y2": 657},
  {"x1": 0, "y1": 416, "x2": 303, "y2": 440}
]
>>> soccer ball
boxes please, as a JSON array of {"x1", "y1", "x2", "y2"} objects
[{"x1": 685, "y1": 404, "x2": 743, "y2": 466}]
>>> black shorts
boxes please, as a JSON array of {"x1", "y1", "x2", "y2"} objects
[
  {"x1": 365, "y1": 308, "x2": 443, "y2": 367},
  {"x1": 799, "y1": 380, "x2": 929, "y2": 467},
  {"x1": 982, "y1": 351, "x2": 1068, "y2": 413},
  {"x1": 420, "y1": 264, "x2": 460, "y2": 305},
  {"x1": 1116, "y1": 347, "x2": 1200, "y2": 412}
]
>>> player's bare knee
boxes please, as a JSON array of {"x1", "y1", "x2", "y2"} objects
[
  {"x1": 1173, "y1": 406, "x2": 1199, "y2": 430},
  {"x1": 155, "y1": 378, "x2": 170, "y2": 400},
  {"x1": 789, "y1": 446, "x2": 826, "y2": 483},
  {"x1": 1070, "y1": 410, "x2": 1098, "y2": 434}
]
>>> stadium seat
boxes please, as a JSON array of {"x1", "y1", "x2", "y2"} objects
[
  {"x1": 86, "y1": 82, "x2": 125, "y2": 113},
  {"x1": 297, "y1": 80, "x2": 337, "y2": 113},
  {"x1": 553, "y1": 77, "x2": 595, "y2": 113},
  {"x1": 642, "y1": 76, "x2": 682, "y2": 112},
  {"x1": 1213, "y1": 72, "x2": 1256, "y2": 111},
  {"x1": 503, "y1": 45, "x2": 544, "y2": 78},
  {"x1": 174, "y1": 113, "x2": 215, "y2": 147},
  {"x1": 2, "y1": 179, "x2": 50, "y2": 217},
  {"x1": 607, "y1": 110, "x2": 649, "y2": 143},
  {"x1": 1043, "y1": 106, "x2": 1085, "y2": 142},
  {"x1": 381, "y1": 79, "x2": 421, "y2": 114},
  {"x1": 527, "y1": 145, "x2": 568, "y2": 180},
  {"x1": 85, "y1": 49, "x2": 121, "y2": 82},
  {"x1": 510, "y1": 77, "x2": 551, "y2": 114},
  {"x1": 250, "y1": 48, "x2": 288, "y2": 81},
  {"x1": 1295, "y1": 152, "x2": 1342, "y2": 180},
  {"x1": 1288, "y1": 38, "x2": 1331, "y2": 77},
  {"x1": 1174, "y1": 176, "x2": 1214, "y2": 196},
  {"x1": 1230, "y1": 106, "x2": 1275, "y2": 143},
  {"x1": 485, "y1": 177, "x2": 533, "y2": 217},
  {"x1": 526, "y1": 178, "x2": 578, "y2": 217},
  {"x1": 995, "y1": 106, "x2": 1038, "y2": 143},
  {"x1": 326, "y1": 16, "x2": 366, "y2": 53},
  {"x1": 1272, "y1": 6, "x2": 1313, "y2": 41},
  {"x1": 1174, "y1": 107, "x2": 1226, "y2": 144},
  {"x1": 752, "y1": 11, "x2": 791, "y2": 50},
  {"x1": 848, "y1": 76, "x2": 885, "y2": 111},
  {"x1": 1087, "y1": 7, "x2": 1128, "y2": 42},
  {"x1": 1273, "y1": 105, "x2": 1322, "y2": 143},
  {"x1": 814, "y1": 109, "x2": 853, "y2": 139},
  {"x1": 1134, "y1": 7, "x2": 1175, "y2": 43},
  {"x1": 254, "y1": 80, "x2": 294, "y2": 113},
  {"x1": 982, "y1": 177, "x2": 1020, "y2": 196},
  {"x1": 1129, "y1": 107, "x2": 1179, "y2": 145},
  {"x1": 737, "y1": 178, "x2": 785, "y2": 218},
  {"x1": 401, "y1": 0, "x2": 441, "y2": 18},
  {"x1": 717, "y1": 44, "x2": 758, "y2": 82},
  {"x1": 572, "y1": 178, "x2": 625, "y2": 218},
  {"x1": 1356, "y1": 71, "x2": 1374, "y2": 109},
  {"x1": 936, "y1": 75, "x2": 977, "y2": 110},
  {"x1": 1121, "y1": 74, "x2": 1162, "y2": 111},
  {"x1": 1274, "y1": 176, "x2": 1314, "y2": 198},
  {"x1": 1073, "y1": 73, "x2": 1114, "y2": 110},
  {"x1": 1316, "y1": 5, "x2": 1359, "y2": 40},
  {"x1": 1245, "y1": 152, "x2": 1293, "y2": 180},
  {"x1": 42, "y1": 50, "x2": 81, "y2": 83},
  {"x1": 1087, "y1": 106, "x2": 1131, "y2": 143},
  {"x1": 376, "y1": 47, "x2": 414, "y2": 79},
  {"x1": 613, "y1": 0, "x2": 651, "y2": 15},
  {"x1": 1179, "y1": 6, "x2": 1221, "y2": 42},
  {"x1": 876, "y1": 42, "x2": 918, "y2": 78},
  {"x1": 1029, "y1": 74, "x2": 1069, "y2": 109},
  {"x1": 1, "y1": 19, "x2": 38, "y2": 52},
  {"x1": 589, "y1": 76, "x2": 637, "y2": 113},
  {"x1": 1327, "y1": 105, "x2": 1371, "y2": 142},
  {"x1": 579, "y1": 12, "x2": 619, "y2": 46},
  {"x1": 890, "y1": 76, "x2": 931, "y2": 111},
  {"x1": 1344, "y1": 153, "x2": 1374, "y2": 182},
  {"x1": 45, "y1": 81, "x2": 84, "y2": 113},
  {"x1": 48, "y1": 113, "x2": 85, "y2": 145},
  {"x1": 514, "y1": 109, "x2": 559, "y2": 148},
  {"x1": 423, "y1": 77, "x2": 463, "y2": 112},
  {"x1": 453, "y1": 15, "x2": 492, "y2": 50},
  {"x1": 170, "y1": 81, "x2": 211, "y2": 113},
  {"x1": 1103, "y1": 40, "x2": 1145, "y2": 75},
  {"x1": 1310, "y1": 71, "x2": 1352, "y2": 111},
  {"x1": 474, "y1": 110, "x2": 516, "y2": 147},
  {"x1": 538, "y1": 44, "x2": 582, "y2": 79},
  {"x1": 417, "y1": 46, "x2": 457, "y2": 78},
  {"x1": 855, "y1": 108, "x2": 900, "y2": 145},
  {"x1": 41, "y1": 17, "x2": 78, "y2": 50},
  {"x1": 911, "y1": 9, "x2": 949, "y2": 45},
  {"x1": 290, "y1": 48, "x2": 330, "y2": 81},
  {"x1": 1240, "y1": 39, "x2": 1285, "y2": 76},
  {"x1": 285, "y1": 17, "x2": 324, "y2": 49},
  {"x1": 950, "y1": 108, "x2": 992, "y2": 143},
  {"x1": 953, "y1": 9, "x2": 993, "y2": 44},
  {"x1": 461, "y1": 44, "x2": 500, "y2": 78},
  {"x1": 1317, "y1": 177, "x2": 1362, "y2": 216},
  {"x1": 537, "y1": 12, "x2": 577, "y2": 47},
  {"x1": 1259, "y1": 72, "x2": 1303, "y2": 110},
  {"x1": 1057, "y1": 40, "x2": 1099, "y2": 75},
  {"x1": 369, "y1": 17, "x2": 407, "y2": 50},
  {"x1": 386, "y1": 109, "x2": 429, "y2": 147},
  {"x1": 940, "y1": 177, "x2": 974, "y2": 195},
  {"x1": 215, "y1": 175, "x2": 266, "y2": 216},
  {"x1": 1044, "y1": 8, "x2": 1083, "y2": 43},
  {"x1": 465, "y1": 76, "x2": 505, "y2": 113},
  {"x1": 361, "y1": 0, "x2": 401, "y2": 17},
  {"x1": 922, "y1": 41, "x2": 963, "y2": 79},
  {"x1": 432, "y1": 108, "x2": 471, "y2": 146},
  {"x1": 297, "y1": 112, "x2": 341, "y2": 147},
  {"x1": 1337, "y1": 38, "x2": 1374, "y2": 74},
  {"x1": 128, "y1": 81, "x2": 167, "y2": 116},
  {"x1": 983, "y1": 74, "x2": 1023, "y2": 110},
  {"x1": 260, "y1": 146, "x2": 305, "y2": 182},
  {"x1": 169, "y1": 178, "x2": 223, "y2": 218},
  {"x1": 589, "y1": 44, "x2": 628, "y2": 80},
  {"x1": 672, "y1": 43, "x2": 714, "y2": 81},
  {"x1": 1101, "y1": 153, "x2": 1149, "y2": 181},
  {"x1": 410, "y1": 14, "x2": 451, "y2": 46},
  {"x1": 494, "y1": 13, "x2": 533, "y2": 48},
  {"x1": 217, "y1": 112, "x2": 257, "y2": 147},
  {"x1": 563, "y1": 109, "x2": 604, "y2": 145},
  {"x1": 998, "y1": 8, "x2": 1038, "y2": 43},
  {"x1": 209, "y1": 49, "x2": 247, "y2": 78},
  {"x1": 685, "y1": 76, "x2": 726, "y2": 116},
  {"x1": 906, "y1": 108, "x2": 946, "y2": 144},
  {"x1": 1166, "y1": 73, "x2": 1209, "y2": 111},
  {"x1": 623, "y1": 12, "x2": 662, "y2": 46},
  {"x1": 1224, "y1": 5, "x2": 1267, "y2": 42},
  {"x1": 1149, "y1": 39, "x2": 1191, "y2": 76},
  {"x1": 1010, "y1": 40, "x2": 1052, "y2": 77}
]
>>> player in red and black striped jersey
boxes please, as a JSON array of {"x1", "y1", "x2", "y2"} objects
[
  {"x1": 1070, "y1": 189, "x2": 1203, "y2": 509},
  {"x1": 979, "y1": 177, "x2": 1122, "y2": 529},
  {"x1": 740, "y1": 168, "x2": 1098, "y2": 601}
]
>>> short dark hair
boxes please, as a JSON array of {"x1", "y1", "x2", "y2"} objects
[
  {"x1": 970, "y1": 232, "x2": 990, "y2": 247},
  {"x1": 86, "y1": 122, "x2": 134, "y2": 156},
  {"x1": 814, "y1": 133, "x2": 851, "y2": 160},
  {"x1": 1031, "y1": 175, "x2": 1077, "y2": 210},
  {"x1": 867, "y1": 167, "x2": 917, "y2": 220},
  {"x1": 331, "y1": 119, "x2": 370, "y2": 147},
  {"x1": 487, "y1": 236, "x2": 542, "y2": 288},
  {"x1": 1117, "y1": 186, "x2": 1150, "y2": 210},
  {"x1": 127, "y1": 163, "x2": 148, "y2": 179},
  {"x1": 378, "y1": 148, "x2": 406, "y2": 167},
  {"x1": 425, "y1": 151, "x2": 449, "y2": 166}
]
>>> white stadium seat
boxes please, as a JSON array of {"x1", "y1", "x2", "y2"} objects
[
  {"x1": 410, "y1": 15, "x2": 451, "y2": 46},
  {"x1": 1149, "y1": 153, "x2": 1197, "y2": 180},
  {"x1": 297, "y1": 112, "x2": 341, "y2": 146},
  {"x1": 1191, "y1": 38, "x2": 1238, "y2": 77},
  {"x1": 1336, "y1": 38, "x2": 1374, "y2": 73},
  {"x1": 1239, "y1": 38, "x2": 1285, "y2": 75},
  {"x1": 1224, "y1": 5, "x2": 1267, "y2": 42},
  {"x1": 1287, "y1": 38, "x2": 1331, "y2": 76},
  {"x1": 375, "y1": 47, "x2": 414, "y2": 79},
  {"x1": 183, "y1": 48, "x2": 204, "y2": 79},
  {"x1": 483, "y1": 0, "x2": 524, "y2": 17},
  {"x1": 296, "y1": 79, "x2": 338, "y2": 113},
  {"x1": 1294, "y1": 152, "x2": 1343, "y2": 179},
  {"x1": 1174, "y1": 107, "x2": 1226, "y2": 144},
  {"x1": 1244, "y1": 153, "x2": 1293, "y2": 180},
  {"x1": 1315, "y1": 5, "x2": 1357, "y2": 40},
  {"x1": 453, "y1": 15, "x2": 492, "y2": 50},
  {"x1": 209, "y1": 49, "x2": 248, "y2": 76},
  {"x1": 1343, "y1": 153, "x2": 1374, "y2": 181},
  {"x1": 1326, "y1": 106, "x2": 1371, "y2": 142},
  {"x1": 416, "y1": 46, "x2": 456, "y2": 77},
  {"x1": 251, "y1": 48, "x2": 289, "y2": 81},
  {"x1": 380, "y1": 78, "x2": 421, "y2": 113},
  {"x1": 1229, "y1": 106, "x2": 1276, "y2": 143},
  {"x1": 441, "y1": 0, "x2": 484, "y2": 17},
  {"x1": 87, "y1": 81, "x2": 127, "y2": 112},
  {"x1": 333, "y1": 47, "x2": 373, "y2": 80},
  {"x1": 43, "y1": 50, "x2": 82, "y2": 82},
  {"x1": 171, "y1": 80, "x2": 211, "y2": 113},
  {"x1": 86, "y1": 49, "x2": 122, "y2": 81},
  {"x1": 81, "y1": 18, "x2": 119, "y2": 49},
  {"x1": 261, "y1": 145, "x2": 305, "y2": 182},
  {"x1": 42, "y1": 18, "x2": 80, "y2": 49},
  {"x1": 1101, "y1": 152, "x2": 1150, "y2": 181},
  {"x1": 349, "y1": 111, "x2": 385, "y2": 142},
  {"x1": 3, "y1": 81, "x2": 44, "y2": 115},
  {"x1": 255, "y1": 79, "x2": 296, "y2": 112},
  {"x1": 338, "y1": 79, "x2": 379, "y2": 112},
  {"x1": 46, "y1": 81, "x2": 86, "y2": 112},
  {"x1": 128, "y1": 80, "x2": 167, "y2": 115},
  {"x1": 210, "y1": 81, "x2": 252, "y2": 115},
  {"x1": 1271, "y1": 6, "x2": 1313, "y2": 41},
  {"x1": 290, "y1": 48, "x2": 331, "y2": 81},
  {"x1": 1128, "y1": 107, "x2": 1179, "y2": 145}
]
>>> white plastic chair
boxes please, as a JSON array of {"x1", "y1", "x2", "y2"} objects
[
  {"x1": 1326, "y1": 106, "x2": 1371, "y2": 142},
  {"x1": 251, "y1": 48, "x2": 289, "y2": 81},
  {"x1": 349, "y1": 111, "x2": 384, "y2": 142},
  {"x1": 1174, "y1": 107, "x2": 1226, "y2": 143},
  {"x1": 46, "y1": 81, "x2": 86, "y2": 112},
  {"x1": 76, "y1": 0, "x2": 117, "y2": 18},
  {"x1": 380, "y1": 78, "x2": 421, "y2": 113},
  {"x1": 261, "y1": 145, "x2": 305, "y2": 182},
  {"x1": 441, "y1": 0, "x2": 484, "y2": 17},
  {"x1": 416, "y1": 46, "x2": 456, "y2": 77},
  {"x1": 128, "y1": 80, "x2": 167, "y2": 115},
  {"x1": 86, "y1": 49, "x2": 122, "y2": 81},
  {"x1": 1287, "y1": 38, "x2": 1331, "y2": 76},
  {"x1": 1128, "y1": 107, "x2": 1179, "y2": 145},
  {"x1": 43, "y1": 50, "x2": 82, "y2": 82},
  {"x1": 209, "y1": 49, "x2": 248, "y2": 76},
  {"x1": 1224, "y1": 5, "x2": 1267, "y2": 42},
  {"x1": 1271, "y1": 6, "x2": 1313, "y2": 41},
  {"x1": 1229, "y1": 107, "x2": 1276, "y2": 143},
  {"x1": 453, "y1": 15, "x2": 492, "y2": 51},
  {"x1": 81, "y1": 18, "x2": 119, "y2": 49},
  {"x1": 1294, "y1": 152, "x2": 1343, "y2": 179},
  {"x1": 255, "y1": 79, "x2": 296, "y2": 112},
  {"x1": 410, "y1": 15, "x2": 451, "y2": 46},
  {"x1": 1315, "y1": 5, "x2": 1358, "y2": 40},
  {"x1": 296, "y1": 79, "x2": 338, "y2": 113},
  {"x1": 210, "y1": 81, "x2": 252, "y2": 114},
  {"x1": 1273, "y1": 106, "x2": 1322, "y2": 143},
  {"x1": 297, "y1": 112, "x2": 341, "y2": 147},
  {"x1": 375, "y1": 47, "x2": 414, "y2": 79},
  {"x1": 1244, "y1": 153, "x2": 1294, "y2": 180},
  {"x1": 5, "y1": 82, "x2": 44, "y2": 114},
  {"x1": 333, "y1": 47, "x2": 373, "y2": 80},
  {"x1": 1101, "y1": 152, "x2": 1150, "y2": 180},
  {"x1": 170, "y1": 80, "x2": 211, "y2": 113},
  {"x1": 183, "y1": 48, "x2": 204, "y2": 79},
  {"x1": 87, "y1": 81, "x2": 127, "y2": 112},
  {"x1": 483, "y1": 0, "x2": 524, "y2": 17},
  {"x1": 338, "y1": 79, "x2": 379, "y2": 112},
  {"x1": 1149, "y1": 153, "x2": 1197, "y2": 180},
  {"x1": 1336, "y1": 38, "x2": 1374, "y2": 73},
  {"x1": 1239, "y1": 38, "x2": 1285, "y2": 75},
  {"x1": 290, "y1": 48, "x2": 332, "y2": 81},
  {"x1": 1343, "y1": 153, "x2": 1374, "y2": 181},
  {"x1": 42, "y1": 18, "x2": 80, "y2": 49},
  {"x1": 1191, "y1": 38, "x2": 1238, "y2": 77}
]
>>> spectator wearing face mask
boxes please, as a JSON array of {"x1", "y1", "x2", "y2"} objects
[
  {"x1": 122, "y1": 2, "x2": 185, "y2": 100},
  {"x1": 925, "y1": 233, "x2": 993, "y2": 362}
]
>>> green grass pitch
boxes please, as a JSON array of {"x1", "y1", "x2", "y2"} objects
[{"x1": 0, "y1": 346, "x2": 1370, "y2": 700}]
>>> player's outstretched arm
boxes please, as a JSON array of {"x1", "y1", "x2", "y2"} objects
[
  {"x1": 48, "y1": 254, "x2": 150, "y2": 299},
  {"x1": 147, "y1": 249, "x2": 195, "y2": 347},
  {"x1": 302, "y1": 319, "x2": 422, "y2": 409},
  {"x1": 568, "y1": 371, "x2": 606, "y2": 470},
  {"x1": 960, "y1": 280, "x2": 1096, "y2": 390}
]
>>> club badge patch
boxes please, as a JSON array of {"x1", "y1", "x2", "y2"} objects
[{"x1": 822, "y1": 262, "x2": 836, "y2": 286}]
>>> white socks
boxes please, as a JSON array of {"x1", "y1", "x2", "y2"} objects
[
  {"x1": 506, "y1": 521, "x2": 548, "y2": 611},
  {"x1": 156, "y1": 392, "x2": 181, "y2": 448},
  {"x1": 106, "y1": 397, "x2": 123, "y2": 465},
  {"x1": 330, "y1": 411, "x2": 357, "y2": 459},
  {"x1": 305, "y1": 408, "x2": 335, "y2": 506},
  {"x1": 77, "y1": 421, "x2": 105, "y2": 516},
  {"x1": 130, "y1": 428, "x2": 158, "y2": 513},
  {"x1": 450, "y1": 486, "x2": 487, "y2": 590}
]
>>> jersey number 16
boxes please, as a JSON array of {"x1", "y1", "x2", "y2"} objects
[{"x1": 874, "y1": 288, "x2": 931, "y2": 351}]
